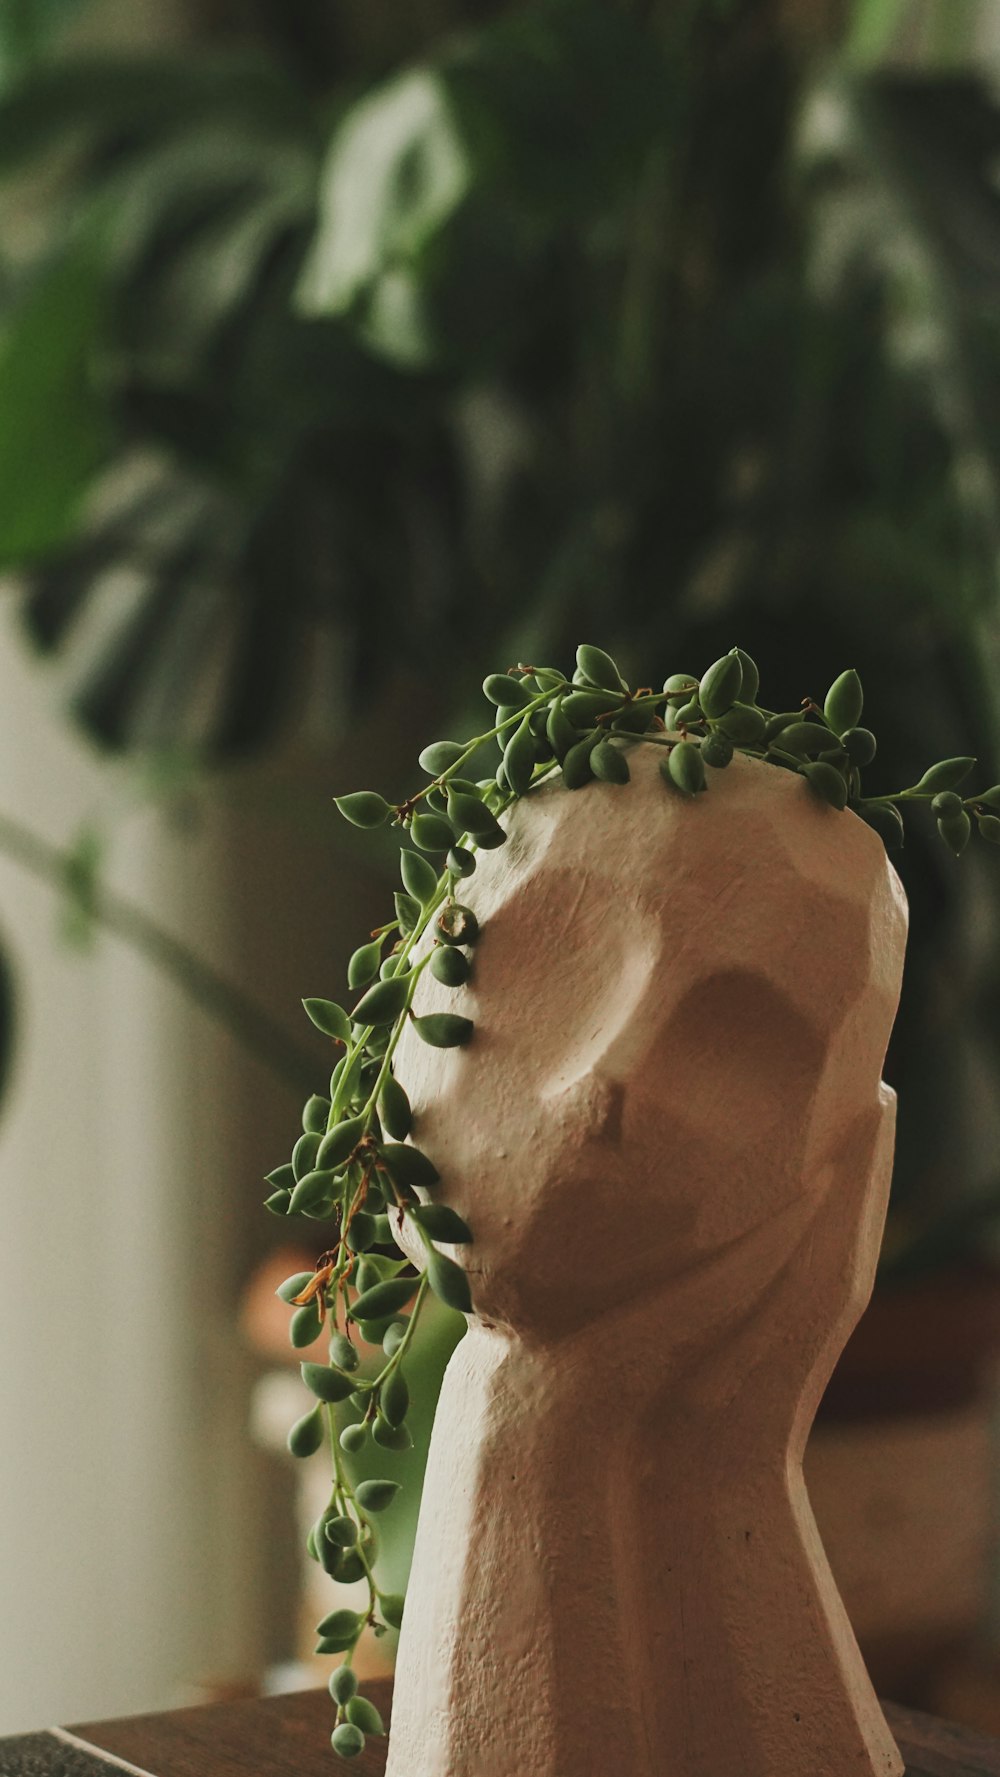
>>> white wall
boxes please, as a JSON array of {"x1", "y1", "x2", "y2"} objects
[
  {"x1": 0, "y1": 592, "x2": 411, "y2": 1734},
  {"x1": 0, "y1": 602, "x2": 275, "y2": 1731}
]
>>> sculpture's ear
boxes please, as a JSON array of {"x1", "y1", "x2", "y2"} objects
[
  {"x1": 787, "y1": 1088, "x2": 898, "y2": 1450},
  {"x1": 806, "y1": 1089, "x2": 898, "y2": 1327}
]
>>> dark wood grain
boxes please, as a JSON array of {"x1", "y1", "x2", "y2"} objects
[
  {"x1": 50, "y1": 1686, "x2": 1000, "y2": 1777},
  {"x1": 68, "y1": 1684, "x2": 388, "y2": 1777}
]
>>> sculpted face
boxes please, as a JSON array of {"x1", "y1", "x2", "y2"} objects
[
  {"x1": 387, "y1": 743, "x2": 910, "y2": 1777},
  {"x1": 392, "y1": 748, "x2": 908, "y2": 1341}
]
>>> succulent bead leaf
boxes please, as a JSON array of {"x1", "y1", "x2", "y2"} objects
[
  {"x1": 546, "y1": 697, "x2": 579, "y2": 761},
  {"x1": 349, "y1": 1277, "x2": 418, "y2": 1321},
  {"x1": 330, "y1": 1707, "x2": 365, "y2": 1751},
  {"x1": 823, "y1": 669, "x2": 864, "y2": 736},
  {"x1": 411, "y1": 1012, "x2": 474, "y2": 1048},
  {"x1": 663, "y1": 671, "x2": 699, "y2": 703},
  {"x1": 290, "y1": 1303, "x2": 323, "y2": 1347},
  {"x1": 773, "y1": 721, "x2": 832, "y2": 758},
  {"x1": 288, "y1": 1168, "x2": 337, "y2": 1215},
  {"x1": 411, "y1": 811, "x2": 455, "y2": 851},
  {"x1": 302, "y1": 1093, "x2": 331, "y2": 1133},
  {"x1": 346, "y1": 1695, "x2": 386, "y2": 1736},
  {"x1": 316, "y1": 1116, "x2": 364, "y2": 1169},
  {"x1": 859, "y1": 801, "x2": 905, "y2": 849},
  {"x1": 292, "y1": 1131, "x2": 321, "y2": 1179},
  {"x1": 562, "y1": 688, "x2": 617, "y2": 725},
  {"x1": 394, "y1": 891, "x2": 420, "y2": 935},
  {"x1": 276, "y1": 1270, "x2": 316, "y2": 1303},
  {"x1": 427, "y1": 1247, "x2": 473, "y2": 1313},
  {"x1": 938, "y1": 810, "x2": 972, "y2": 855},
  {"x1": 302, "y1": 998, "x2": 351, "y2": 1041},
  {"x1": 801, "y1": 761, "x2": 848, "y2": 811},
  {"x1": 330, "y1": 1666, "x2": 358, "y2": 1704},
  {"x1": 591, "y1": 739, "x2": 631, "y2": 783},
  {"x1": 334, "y1": 791, "x2": 392, "y2": 828},
  {"x1": 912, "y1": 756, "x2": 976, "y2": 793},
  {"x1": 418, "y1": 740, "x2": 465, "y2": 775},
  {"x1": 665, "y1": 740, "x2": 706, "y2": 796},
  {"x1": 735, "y1": 649, "x2": 759, "y2": 703},
  {"x1": 381, "y1": 1142, "x2": 440, "y2": 1187},
  {"x1": 380, "y1": 1593, "x2": 406, "y2": 1630},
  {"x1": 352, "y1": 975, "x2": 410, "y2": 1026},
  {"x1": 436, "y1": 902, "x2": 479, "y2": 944},
  {"x1": 718, "y1": 702, "x2": 766, "y2": 746},
  {"x1": 379, "y1": 1074, "x2": 412, "y2": 1139},
  {"x1": 843, "y1": 727, "x2": 877, "y2": 767},
  {"x1": 373, "y1": 1415, "x2": 413, "y2": 1451},
  {"x1": 400, "y1": 848, "x2": 439, "y2": 906},
  {"x1": 701, "y1": 731, "x2": 734, "y2": 769},
  {"x1": 576, "y1": 643, "x2": 626, "y2": 692},
  {"x1": 380, "y1": 1367, "x2": 410, "y2": 1427},
  {"x1": 355, "y1": 1478, "x2": 401, "y2": 1513},
  {"x1": 287, "y1": 1406, "x2": 325, "y2": 1458},
  {"x1": 483, "y1": 671, "x2": 533, "y2": 707},
  {"x1": 347, "y1": 942, "x2": 381, "y2": 989},
  {"x1": 698, "y1": 651, "x2": 743, "y2": 718},
  {"x1": 447, "y1": 844, "x2": 477, "y2": 876},
  {"x1": 329, "y1": 1332, "x2": 360, "y2": 1371},
  {"x1": 301, "y1": 1362, "x2": 355, "y2": 1403},
  {"x1": 409, "y1": 1201, "x2": 474, "y2": 1243},
  {"x1": 431, "y1": 945, "x2": 471, "y2": 986},
  {"x1": 503, "y1": 716, "x2": 537, "y2": 796}
]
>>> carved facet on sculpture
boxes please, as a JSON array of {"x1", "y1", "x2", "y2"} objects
[{"x1": 388, "y1": 747, "x2": 908, "y2": 1777}]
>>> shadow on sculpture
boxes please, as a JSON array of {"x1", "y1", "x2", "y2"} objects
[{"x1": 389, "y1": 747, "x2": 908, "y2": 1777}]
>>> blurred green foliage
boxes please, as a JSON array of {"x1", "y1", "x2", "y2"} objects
[{"x1": 1, "y1": 0, "x2": 1000, "y2": 1257}]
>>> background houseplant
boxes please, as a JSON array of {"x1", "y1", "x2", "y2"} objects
[
  {"x1": 3, "y1": 0, "x2": 1000, "y2": 1248},
  {"x1": 4, "y1": 0, "x2": 1000, "y2": 1732}
]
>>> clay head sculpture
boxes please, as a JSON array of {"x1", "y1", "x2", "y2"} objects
[
  {"x1": 279, "y1": 644, "x2": 988, "y2": 1768},
  {"x1": 387, "y1": 746, "x2": 908, "y2": 1777}
]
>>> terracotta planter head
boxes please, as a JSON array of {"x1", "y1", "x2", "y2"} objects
[
  {"x1": 388, "y1": 746, "x2": 910, "y2": 1777},
  {"x1": 395, "y1": 747, "x2": 907, "y2": 1344}
]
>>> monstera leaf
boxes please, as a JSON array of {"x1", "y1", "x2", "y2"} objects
[
  {"x1": 802, "y1": 75, "x2": 1000, "y2": 622},
  {"x1": 0, "y1": 240, "x2": 110, "y2": 564},
  {"x1": 296, "y1": 66, "x2": 478, "y2": 367},
  {"x1": 19, "y1": 426, "x2": 457, "y2": 757},
  {"x1": 297, "y1": 0, "x2": 666, "y2": 368},
  {"x1": 0, "y1": 0, "x2": 75, "y2": 84},
  {"x1": 0, "y1": 49, "x2": 473, "y2": 755}
]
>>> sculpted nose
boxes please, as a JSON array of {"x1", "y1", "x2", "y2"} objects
[{"x1": 541, "y1": 1069, "x2": 626, "y2": 1143}]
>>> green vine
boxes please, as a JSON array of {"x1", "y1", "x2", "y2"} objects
[{"x1": 268, "y1": 642, "x2": 998, "y2": 1761}]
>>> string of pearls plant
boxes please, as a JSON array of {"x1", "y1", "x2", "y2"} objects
[{"x1": 265, "y1": 643, "x2": 997, "y2": 1761}]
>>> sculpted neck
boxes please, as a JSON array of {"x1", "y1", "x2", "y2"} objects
[{"x1": 386, "y1": 1322, "x2": 900, "y2": 1777}]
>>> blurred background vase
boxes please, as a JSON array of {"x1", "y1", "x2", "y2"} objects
[{"x1": 5, "y1": 0, "x2": 1000, "y2": 1737}]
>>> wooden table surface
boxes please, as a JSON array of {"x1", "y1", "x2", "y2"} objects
[{"x1": 4, "y1": 1683, "x2": 1000, "y2": 1776}]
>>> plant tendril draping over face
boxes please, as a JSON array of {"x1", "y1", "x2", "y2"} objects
[{"x1": 267, "y1": 641, "x2": 992, "y2": 1761}]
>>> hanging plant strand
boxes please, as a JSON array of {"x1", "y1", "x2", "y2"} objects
[{"x1": 265, "y1": 643, "x2": 995, "y2": 1761}]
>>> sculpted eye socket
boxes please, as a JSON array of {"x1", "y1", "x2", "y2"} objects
[{"x1": 664, "y1": 969, "x2": 826, "y2": 1141}]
